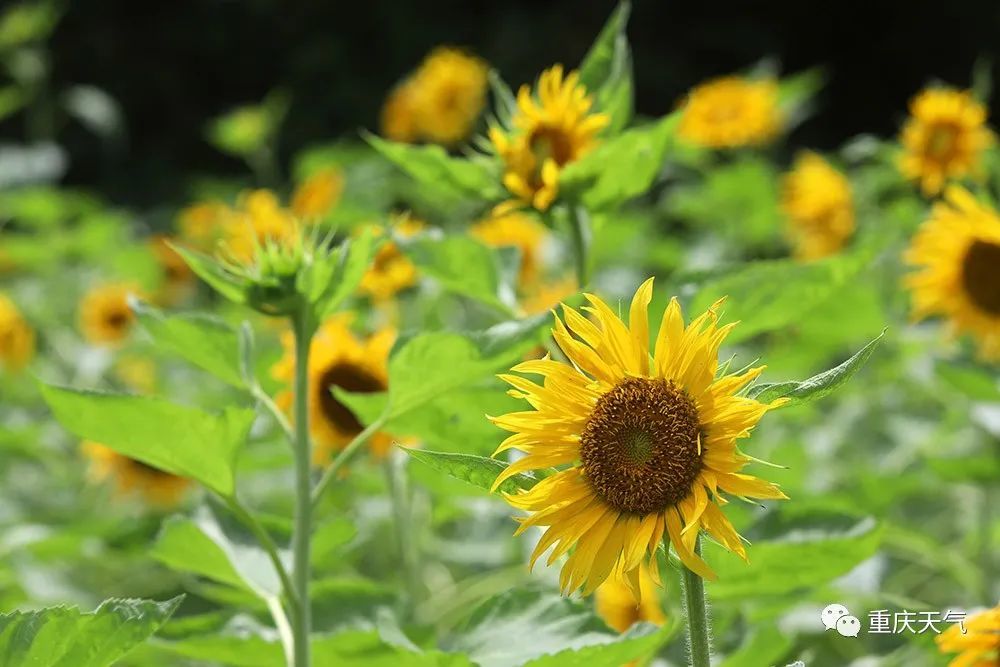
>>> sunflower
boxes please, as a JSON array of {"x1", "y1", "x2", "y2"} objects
[
  {"x1": 79, "y1": 283, "x2": 140, "y2": 346},
  {"x1": 899, "y1": 87, "x2": 993, "y2": 196},
  {"x1": 905, "y1": 186, "x2": 1000, "y2": 359},
  {"x1": 595, "y1": 563, "x2": 666, "y2": 633},
  {"x1": 114, "y1": 355, "x2": 157, "y2": 394},
  {"x1": 0, "y1": 293, "x2": 34, "y2": 372},
  {"x1": 781, "y1": 151, "x2": 855, "y2": 260},
  {"x1": 936, "y1": 605, "x2": 999, "y2": 667},
  {"x1": 490, "y1": 279, "x2": 787, "y2": 595},
  {"x1": 470, "y1": 212, "x2": 548, "y2": 288},
  {"x1": 358, "y1": 216, "x2": 425, "y2": 302},
  {"x1": 678, "y1": 76, "x2": 782, "y2": 149},
  {"x1": 381, "y1": 79, "x2": 421, "y2": 143},
  {"x1": 411, "y1": 47, "x2": 489, "y2": 145},
  {"x1": 221, "y1": 189, "x2": 298, "y2": 264},
  {"x1": 291, "y1": 168, "x2": 344, "y2": 221},
  {"x1": 82, "y1": 441, "x2": 191, "y2": 508},
  {"x1": 150, "y1": 235, "x2": 195, "y2": 305},
  {"x1": 272, "y1": 315, "x2": 398, "y2": 463},
  {"x1": 490, "y1": 65, "x2": 609, "y2": 212},
  {"x1": 177, "y1": 200, "x2": 230, "y2": 249}
]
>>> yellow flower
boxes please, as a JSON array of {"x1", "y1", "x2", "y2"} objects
[
  {"x1": 221, "y1": 189, "x2": 298, "y2": 264},
  {"x1": 177, "y1": 201, "x2": 230, "y2": 249},
  {"x1": 381, "y1": 79, "x2": 421, "y2": 143},
  {"x1": 521, "y1": 275, "x2": 578, "y2": 316},
  {"x1": 490, "y1": 279, "x2": 787, "y2": 595},
  {"x1": 0, "y1": 293, "x2": 35, "y2": 372},
  {"x1": 781, "y1": 151, "x2": 855, "y2": 260},
  {"x1": 595, "y1": 563, "x2": 666, "y2": 633},
  {"x1": 272, "y1": 315, "x2": 398, "y2": 463},
  {"x1": 905, "y1": 186, "x2": 1000, "y2": 359},
  {"x1": 79, "y1": 283, "x2": 141, "y2": 346},
  {"x1": 490, "y1": 65, "x2": 609, "y2": 212},
  {"x1": 899, "y1": 87, "x2": 993, "y2": 196},
  {"x1": 678, "y1": 76, "x2": 782, "y2": 149},
  {"x1": 114, "y1": 355, "x2": 157, "y2": 394},
  {"x1": 411, "y1": 47, "x2": 489, "y2": 145},
  {"x1": 471, "y1": 212, "x2": 548, "y2": 288},
  {"x1": 359, "y1": 216, "x2": 424, "y2": 302},
  {"x1": 82, "y1": 441, "x2": 191, "y2": 508},
  {"x1": 150, "y1": 235, "x2": 195, "y2": 305},
  {"x1": 936, "y1": 604, "x2": 999, "y2": 667},
  {"x1": 291, "y1": 168, "x2": 344, "y2": 221}
]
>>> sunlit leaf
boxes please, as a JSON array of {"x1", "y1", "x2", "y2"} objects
[{"x1": 406, "y1": 450, "x2": 539, "y2": 495}]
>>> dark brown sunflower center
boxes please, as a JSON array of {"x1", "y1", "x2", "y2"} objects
[
  {"x1": 580, "y1": 377, "x2": 703, "y2": 515},
  {"x1": 104, "y1": 309, "x2": 130, "y2": 331},
  {"x1": 927, "y1": 123, "x2": 958, "y2": 160},
  {"x1": 317, "y1": 363, "x2": 386, "y2": 435},
  {"x1": 530, "y1": 126, "x2": 574, "y2": 169},
  {"x1": 962, "y1": 239, "x2": 1000, "y2": 315}
]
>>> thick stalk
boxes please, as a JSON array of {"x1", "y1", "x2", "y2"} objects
[
  {"x1": 290, "y1": 314, "x2": 313, "y2": 667},
  {"x1": 678, "y1": 535, "x2": 711, "y2": 667}
]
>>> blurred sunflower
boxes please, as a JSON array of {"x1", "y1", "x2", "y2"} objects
[
  {"x1": 359, "y1": 216, "x2": 424, "y2": 302},
  {"x1": 150, "y1": 235, "x2": 195, "y2": 305},
  {"x1": 905, "y1": 186, "x2": 1000, "y2": 359},
  {"x1": 678, "y1": 76, "x2": 782, "y2": 149},
  {"x1": 221, "y1": 189, "x2": 298, "y2": 264},
  {"x1": 781, "y1": 151, "x2": 855, "y2": 260},
  {"x1": 595, "y1": 563, "x2": 666, "y2": 633},
  {"x1": 490, "y1": 65, "x2": 609, "y2": 212},
  {"x1": 177, "y1": 200, "x2": 230, "y2": 249},
  {"x1": 272, "y1": 315, "x2": 398, "y2": 463},
  {"x1": 114, "y1": 355, "x2": 157, "y2": 394},
  {"x1": 470, "y1": 212, "x2": 548, "y2": 288},
  {"x1": 491, "y1": 279, "x2": 787, "y2": 595},
  {"x1": 0, "y1": 293, "x2": 35, "y2": 372},
  {"x1": 79, "y1": 283, "x2": 140, "y2": 346},
  {"x1": 521, "y1": 275, "x2": 578, "y2": 316},
  {"x1": 381, "y1": 79, "x2": 421, "y2": 143},
  {"x1": 936, "y1": 604, "x2": 999, "y2": 667},
  {"x1": 411, "y1": 47, "x2": 489, "y2": 145},
  {"x1": 291, "y1": 167, "x2": 344, "y2": 221},
  {"x1": 899, "y1": 87, "x2": 993, "y2": 196},
  {"x1": 82, "y1": 441, "x2": 191, "y2": 508}
]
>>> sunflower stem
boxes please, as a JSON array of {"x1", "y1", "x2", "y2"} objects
[
  {"x1": 567, "y1": 204, "x2": 591, "y2": 288},
  {"x1": 678, "y1": 535, "x2": 712, "y2": 667},
  {"x1": 383, "y1": 455, "x2": 422, "y2": 614},
  {"x1": 290, "y1": 312, "x2": 314, "y2": 667},
  {"x1": 310, "y1": 412, "x2": 388, "y2": 509}
]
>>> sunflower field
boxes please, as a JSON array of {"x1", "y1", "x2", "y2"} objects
[{"x1": 0, "y1": 3, "x2": 998, "y2": 667}]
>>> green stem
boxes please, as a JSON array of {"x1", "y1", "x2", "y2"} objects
[
  {"x1": 290, "y1": 314, "x2": 313, "y2": 667},
  {"x1": 678, "y1": 535, "x2": 712, "y2": 667},
  {"x1": 567, "y1": 204, "x2": 591, "y2": 288},
  {"x1": 310, "y1": 413, "x2": 388, "y2": 509},
  {"x1": 383, "y1": 457, "x2": 421, "y2": 612},
  {"x1": 225, "y1": 497, "x2": 298, "y2": 610},
  {"x1": 981, "y1": 477, "x2": 996, "y2": 606}
]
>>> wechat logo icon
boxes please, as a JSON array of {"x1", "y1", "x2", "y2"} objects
[{"x1": 822, "y1": 604, "x2": 861, "y2": 637}]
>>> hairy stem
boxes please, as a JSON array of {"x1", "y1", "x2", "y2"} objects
[
  {"x1": 678, "y1": 535, "x2": 712, "y2": 667},
  {"x1": 290, "y1": 314, "x2": 313, "y2": 667}
]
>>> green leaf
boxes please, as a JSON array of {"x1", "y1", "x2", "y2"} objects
[
  {"x1": 39, "y1": 384, "x2": 255, "y2": 497},
  {"x1": 704, "y1": 517, "x2": 883, "y2": 599},
  {"x1": 720, "y1": 628, "x2": 792, "y2": 667},
  {"x1": 315, "y1": 228, "x2": 378, "y2": 318},
  {"x1": 578, "y1": 2, "x2": 630, "y2": 92},
  {"x1": 561, "y1": 113, "x2": 677, "y2": 210},
  {"x1": 173, "y1": 245, "x2": 248, "y2": 305},
  {"x1": 406, "y1": 450, "x2": 539, "y2": 495},
  {"x1": 578, "y1": 2, "x2": 633, "y2": 134},
  {"x1": 689, "y1": 254, "x2": 864, "y2": 343},
  {"x1": 134, "y1": 302, "x2": 244, "y2": 388},
  {"x1": 152, "y1": 506, "x2": 286, "y2": 599},
  {"x1": 365, "y1": 133, "x2": 502, "y2": 202},
  {"x1": 205, "y1": 91, "x2": 288, "y2": 158},
  {"x1": 447, "y1": 586, "x2": 666, "y2": 667},
  {"x1": 403, "y1": 235, "x2": 515, "y2": 313},
  {"x1": 746, "y1": 330, "x2": 885, "y2": 405},
  {"x1": 935, "y1": 361, "x2": 1000, "y2": 401},
  {"x1": 928, "y1": 456, "x2": 1000, "y2": 483},
  {"x1": 0, "y1": 596, "x2": 182, "y2": 667}
]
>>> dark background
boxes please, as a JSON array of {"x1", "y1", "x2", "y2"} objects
[{"x1": 9, "y1": 0, "x2": 1000, "y2": 206}]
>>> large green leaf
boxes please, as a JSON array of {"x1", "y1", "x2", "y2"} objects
[
  {"x1": 406, "y1": 450, "x2": 540, "y2": 495},
  {"x1": 720, "y1": 628, "x2": 793, "y2": 667},
  {"x1": 315, "y1": 228, "x2": 379, "y2": 318},
  {"x1": 39, "y1": 384, "x2": 255, "y2": 497},
  {"x1": 689, "y1": 254, "x2": 863, "y2": 343},
  {"x1": 561, "y1": 113, "x2": 677, "y2": 210},
  {"x1": 366, "y1": 133, "x2": 502, "y2": 203},
  {"x1": 402, "y1": 235, "x2": 515, "y2": 313},
  {"x1": 0, "y1": 597, "x2": 181, "y2": 667},
  {"x1": 134, "y1": 303, "x2": 244, "y2": 387},
  {"x1": 152, "y1": 506, "x2": 286, "y2": 599},
  {"x1": 578, "y1": 2, "x2": 633, "y2": 134},
  {"x1": 746, "y1": 330, "x2": 885, "y2": 405},
  {"x1": 935, "y1": 361, "x2": 1000, "y2": 401},
  {"x1": 446, "y1": 586, "x2": 667, "y2": 667},
  {"x1": 704, "y1": 517, "x2": 883, "y2": 599}
]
